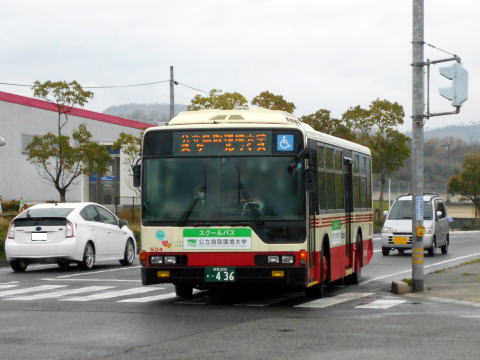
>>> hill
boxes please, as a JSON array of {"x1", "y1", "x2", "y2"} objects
[
  {"x1": 103, "y1": 103, "x2": 188, "y2": 124},
  {"x1": 421, "y1": 124, "x2": 480, "y2": 143}
]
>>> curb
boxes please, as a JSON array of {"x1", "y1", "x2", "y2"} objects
[{"x1": 405, "y1": 293, "x2": 480, "y2": 309}]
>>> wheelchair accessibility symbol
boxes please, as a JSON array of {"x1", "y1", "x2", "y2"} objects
[{"x1": 277, "y1": 134, "x2": 294, "y2": 151}]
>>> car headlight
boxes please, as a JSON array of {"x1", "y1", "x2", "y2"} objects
[
  {"x1": 150, "y1": 256, "x2": 163, "y2": 264},
  {"x1": 281, "y1": 255, "x2": 294, "y2": 264},
  {"x1": 268, "y1": 255, "x2": 280, "y2": 264},
  {"x1": 382, "y1": 227, "x2": 392, "y2": 234},
  {"x1": 426, "y1": 227, "x2": 434, "y2": 234},
  {"x1": 164, "y1": 256, "x2": 177, "y2": 264}
]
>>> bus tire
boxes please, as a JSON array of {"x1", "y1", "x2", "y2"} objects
[
  {"x1": 175, "y1": 284, "x2": 193, "y2": 298},
  {"x1": 305, "y1": 240, "x2": 329, "y2": 298},
  {"x1": 345, "y1": 232, "x2": 362, "y2": 285}
]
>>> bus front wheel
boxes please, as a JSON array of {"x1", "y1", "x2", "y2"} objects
[{"x1": 175, "y1": 284, "x2": 193, "y2": 298}]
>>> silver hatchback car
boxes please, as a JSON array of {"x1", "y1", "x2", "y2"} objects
[{"x1": 381, "y1": 194, "x2": 450, "y2": 256}]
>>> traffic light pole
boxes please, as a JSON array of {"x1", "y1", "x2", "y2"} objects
[{"x1": 412, "y1": 0, "x2": 425, "y2": 292}]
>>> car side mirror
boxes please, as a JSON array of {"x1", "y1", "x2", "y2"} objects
[
  {"x1": 119, "y1": 219, "x2": 128, "y2": 228},
  {"x1": 383, "y1": 210, "x2": 388, "y2": 218},
  {"x1": 436, "y1": 210, "x2": 443, "y2": 219},
  {"x1": 133, "y1": 164, "x2": 141, "y2": 187}
]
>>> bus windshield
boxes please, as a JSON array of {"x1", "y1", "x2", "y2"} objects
[
  {"x1": 142, "y1": 156, "x2": 305, "y2": 226},
  {"x1": 388, "y1": 200, "x2": 433, "y2": 220}
]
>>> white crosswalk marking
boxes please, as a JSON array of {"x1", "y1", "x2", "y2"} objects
[
  {"x1": 0, "y1": 285, "x2": 19, "y2": 290},
  {"x1": 355, "y1": 299, "x2": 407, "y2": 309},
  {"x1": 0, "y1": 285, "x2": 67, "y2": 297},
  {"x1": 118, "y1": 292, "x2": 176, "y2": 303},
  {"x1": 6, "y1": 286, "x2": 115, "y2": 301},
  {"x1": 295, "y1": 292, "x2": 374, "y2": 309},
  {"x1": 60, "y1": 287, "x2": 160, "y2": 302}
]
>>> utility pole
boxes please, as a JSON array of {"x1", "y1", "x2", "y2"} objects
[
  {"x1": 412, "y1": 0, "x2": 425, "y2": 292},
  {"x1": 170, "y1": 66, "x2": 175, "y2": 121}
]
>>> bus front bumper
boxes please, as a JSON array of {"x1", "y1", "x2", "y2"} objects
[{"x1": 141, "y1": 266, "x2": 308, "y2": 288}]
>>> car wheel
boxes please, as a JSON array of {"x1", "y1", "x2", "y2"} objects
[
  {"x1": 56, "y1": 260, "x2": 70, "y2": 271},
  {"x1": 81, "y1": 242, "x2": 95, "y2": 270},
  {"x1": 119, "y1": 239, "x2": 135, "y2": 266},
  {"x1": 10, "y1": 259, "x2": 28, "y2": 273},
  {"x1": 382, "y1": 247, "x2": 390, "y2": 256},
  {"x1": 441, "y1": 235, "x2": 449, "y2": 255},
  {"x1": 427, "y1": 238, "x2": 437, "y2": 257},
  {"x1": 175, "y1": 284, "x2": 193, "y2": 298}
]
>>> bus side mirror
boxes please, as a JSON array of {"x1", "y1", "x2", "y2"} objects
[
  {"x1": 305, "y1": 168, "x2": 316, "y2": 192},
  {"x1": 133, "y1": 164, "x2": 141, "y2": 187}
]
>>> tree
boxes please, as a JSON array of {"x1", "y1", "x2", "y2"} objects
[
  {"x1": 251, "y1": 91, "x2": 295, "y2": 113},
  {"x1": 448, "y1": 153, "x2": 480, "y2": 217},
  {"x1": 112, "y1": 132, "x2": 142, "y2": 195},
  {"x1": 26, "y1": 81, "x2": 110, "y2": 202},
  {"x1": 300, "y1": 109, "x2": 356, "y2": 141},
  {"x1": 188, "y1": 89, "x2": 248, "y2": 110},
  {"x1": 342, "y1": 99, "x2": 410, "y2": 212}
]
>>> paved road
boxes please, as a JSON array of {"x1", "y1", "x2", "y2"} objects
[{"x1": 0, "y1": 231, "x2": 479, "y2": 360}]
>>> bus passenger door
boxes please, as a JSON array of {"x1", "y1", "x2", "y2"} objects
[
  {"x1": 307, "y1": 145, "x2": 318, "y2": 285},
  {"x1": 343, "y1": 158, "x2": 353, "y2": 263}
]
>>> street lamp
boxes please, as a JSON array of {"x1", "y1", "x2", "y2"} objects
[
  {"x1": 0, "y1": 136, "x2": 5, "y2": 146},
  {"x1": 442, "y1": 143, "x2": 450, "y2": 202}
]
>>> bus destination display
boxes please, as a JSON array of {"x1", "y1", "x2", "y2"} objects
[{"x1": 173, "y1": 131, "x2": 272, "y2": 156}]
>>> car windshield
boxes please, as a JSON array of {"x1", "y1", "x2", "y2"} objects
[
  {"x1": 142, "y1": 156, "x2": 305, "y2": 223},
  {"x1": 16, "y1": 208, "x2": 74, "y2": 218},
  {"x1": 388, "y1": 200, "x2": 433, "y2": 220}
]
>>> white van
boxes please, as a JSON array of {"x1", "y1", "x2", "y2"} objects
[{"x1": 381, "y1": 193, "x2": 450, "y2": 256}]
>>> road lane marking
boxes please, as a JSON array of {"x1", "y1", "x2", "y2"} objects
[
  {"x1": 361, "y1": 251, "x2": 480, "y2": 285},
  {"x1": 355, "y1": 299, "x2": 407, "y2": 309},
  {"x1": 0, "y1": 284, "x2": 19, "y2": 289},
  {"x1": 54, "y1": 266, "x2": 141, "y2": 279},
  {"x1": 6, "y1": 286, "x2": 115, "y2": 300},
  {"x1": 60, "y1": 287, "x2": 158, "y2": 301},
  {"x1": 295, "y1": 292, "x2": 374, "y2": 309},
  {"x1": 118, "y1": 292, "x2": 176, "y2": 303},
  {"x1": 0, "y1": 285, "x2": 67, "y2": 297},
  {"x1": 42, "y1": 278, "x2": 141, "y2": 283}
]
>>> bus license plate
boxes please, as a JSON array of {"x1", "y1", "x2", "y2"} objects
[
  {"x1": 205, "y1": 267, "x2": 236, "y2": 282},
  {"x1": 393, "y1": 236, "x2": 408, "y2": 245}
]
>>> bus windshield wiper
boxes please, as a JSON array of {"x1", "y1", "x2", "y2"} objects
[
  {"x1": 238, "y1": 183, "x2": 264, "y2": 226},
  {"x1": 178, "y1": 186, "x2": 205, "y2": 226}
]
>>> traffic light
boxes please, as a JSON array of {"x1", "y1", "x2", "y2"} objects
[{"x1": 439, "y1": 63, "x2": 468, "y2": 107}]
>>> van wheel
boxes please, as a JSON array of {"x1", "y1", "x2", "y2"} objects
[
  {"x1": 382, "y1": 247, "x2": 390, "y2": 256},
  {"x1": 10, "y1": 259, "x2": 28, "y2": 273},
  {"x1": 441, "y1": 236, "x2": 449, "y2": 255},
  {"x1": 427, "y1": 238, "x2": 437, "y2": 257}
]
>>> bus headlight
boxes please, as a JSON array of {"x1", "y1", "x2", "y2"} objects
[
  {"x1": 268, "y1": 255, "x2": 280, "y2": 264},
  {"x1": 165, "y1": 256, "x2": 177, "y2": 264},
  {"x1": 150, "y1": 256, "x2": 164, "y2": 264},
  {"x1": 281, "y1": 255, "x2": 294, "y2": 264}
]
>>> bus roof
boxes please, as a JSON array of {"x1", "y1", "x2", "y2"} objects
[{"x1": 146, "y1": 109, "x2": 371, "y2": 156}]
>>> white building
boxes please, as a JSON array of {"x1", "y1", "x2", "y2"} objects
[{"x1": 0, "y1": 91, "x2": 151, "y2": 206}]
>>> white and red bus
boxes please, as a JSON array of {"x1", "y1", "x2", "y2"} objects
[{"x1": 136, "y1": 109, "x2": 373, "y2": 298}]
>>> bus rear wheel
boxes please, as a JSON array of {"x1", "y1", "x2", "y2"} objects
[{"x1": 175, "y1": 284, "x2": 193, "y2": 298}]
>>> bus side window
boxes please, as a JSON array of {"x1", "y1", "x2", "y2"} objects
[
  {"x1": 317, "y1": 145, "x2": 326, "y2": 210},
  {"x1": 325, "y1": 148, "x2": 335, "y2": 210},
  {"x1": 335, "y1": 150, "x2": 344, "y2": 210}
]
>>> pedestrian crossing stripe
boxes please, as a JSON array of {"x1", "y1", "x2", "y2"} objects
[{"x1": 0, "y1": 284, "x2": 408, "y2": 309}]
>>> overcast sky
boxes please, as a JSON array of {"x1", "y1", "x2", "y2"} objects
[{"x1": 0, "y1": 0, "x2": 477, "y2": 132}]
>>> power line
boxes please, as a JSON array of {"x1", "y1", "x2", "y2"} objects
[
  {"x1": 177, "y1": 82, "x2": 209, "y2": 94},
  {"x1": 0, "y1": 80, "x2": 170, "y2": 89}
]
